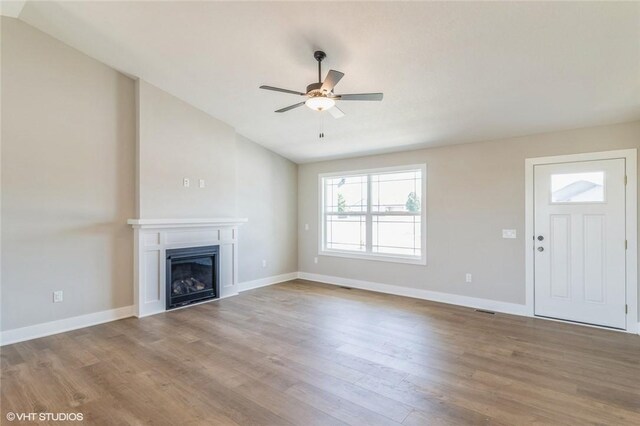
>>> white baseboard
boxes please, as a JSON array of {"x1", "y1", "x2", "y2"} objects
[
  {"x1": 296, "y1": 272, "x2": 640, "y2": 334},
  {"x1": 0, "y1": 272, "x2": 298, "y2": 346},
  {"x1": 238, "y1": 272, "x2": 298, "y2": 292},
  {"x1": 0, "y1": 305, "x2": 134, "y2": 346},
  {"x1": 297, "y1": 272, "x2": 529, "y2": 316},
  {"x1": 3, "y1": 272, "x2": 633, "y2": 345}
]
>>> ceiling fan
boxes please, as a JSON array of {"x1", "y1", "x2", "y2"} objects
[{"x1": 259, "y1": 50, "x2": 383, "y2": 119}]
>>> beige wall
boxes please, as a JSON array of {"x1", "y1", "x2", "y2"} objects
[
  {"x1": 137, "y1": 80, "x2": 237, "y2": 218},
  {"x1": 136, "y1": 81, "x2": 299, "y2": 285},
  {"x1": 298, "y1": 121, "x2": 640, "y2": 311},
  {"x1": 1, "y1": 17, "x2": 136, "y2": 330},
  {"x1": 1, "y1": 19, "x2": 299, "y2": 333},
  {"x1": 236, "y1": 134, "x2": 298, "y2": 282}
]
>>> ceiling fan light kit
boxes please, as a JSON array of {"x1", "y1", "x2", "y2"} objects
[
  {"x1": 259, "y1": 50, "x2": 383, "y2": 119},
  {"x1": 305, "y1": 94, "x2": 335, "y2": 112}
]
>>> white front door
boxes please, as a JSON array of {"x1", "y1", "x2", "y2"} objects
[{"x1": 534, "y1": 159, "x2": 626, "y2": 329}]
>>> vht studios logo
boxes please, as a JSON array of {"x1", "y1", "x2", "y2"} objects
[{"x1": 6, "y1": 412, "x2": 84, "y2": 422}]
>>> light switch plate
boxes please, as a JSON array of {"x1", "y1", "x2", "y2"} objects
[
  {"x1": 199, "y1": 179, "x2": 205, "y2": 188},
  {"x1": 53, "y1": 290, "x2": 63, "y2": 303},
  {"x1": 502, "y1": 229, "x2": 517, "y2": 239},
  {"x1": 304, "y1": 224, "x2": 309, "y2": 231}
]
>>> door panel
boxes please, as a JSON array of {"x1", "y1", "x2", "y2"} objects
[
  {"x1": 534, "y1": 159, "x2": 626, "y2": 329},
  {"x1": 583, "y1": 214, "x2": 605, "y2": 303},
  {"x1": 550, "y1": 214, "x2": 570, "y2": 299}
]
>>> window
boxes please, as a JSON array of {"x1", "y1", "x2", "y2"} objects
[
  {"x1": 320, "y1": 165, "x2": 426, "y2": 264},
  {"x1": 551, "y1": 171, "x2": 605, "y2": 203}
]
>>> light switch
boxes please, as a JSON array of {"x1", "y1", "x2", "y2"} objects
[
  {"x1": 199, "y1": 179, "x2": 205, "y2": 188},
  {"x1": 53, "y1": 290, "x2": 63, "y2": 303},
  {"x1": 502, "y1": 229, "x2": 517, "y2": 239}
]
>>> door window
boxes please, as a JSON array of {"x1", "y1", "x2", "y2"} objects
[{"x1": 550, "y1": 171, "x2": 605, "y2": 203}]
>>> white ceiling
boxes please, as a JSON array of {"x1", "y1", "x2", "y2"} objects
[{"x1": 14, "y1": 1, "x2": 640, "y2": 163}]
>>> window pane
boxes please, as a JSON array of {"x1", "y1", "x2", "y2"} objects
[
  {"x1": 551, "y1": 172, "x2": 604, "y2": 203},
  {"x1": 326, "y1": 214, "x2": 366, "y2": 252},
  {"x1": 371, "y1": 170, "x2": 422, "y2": 213},
  {"x1": 372, "y1": 215, "x2": 421, "y2": 256},
  {"x1": 324, "y1": 175, "x2": 367, "y2": 213}
]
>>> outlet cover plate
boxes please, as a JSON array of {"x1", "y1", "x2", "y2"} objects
[{"x1": 502, "y1": 229, "x2": 517, "y2": 239}]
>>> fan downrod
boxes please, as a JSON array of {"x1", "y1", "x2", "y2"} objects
[{"x1": 314, "y1": 51, "x2": 326, "y2": 83}]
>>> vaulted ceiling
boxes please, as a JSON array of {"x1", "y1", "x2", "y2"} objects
[{"x1": 12, "y1": 1, "x2": 640, "y2": 163}]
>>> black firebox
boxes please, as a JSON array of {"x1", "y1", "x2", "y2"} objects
[{"x1": 166, "y1": 245, "x2": 219, "y2": 310}]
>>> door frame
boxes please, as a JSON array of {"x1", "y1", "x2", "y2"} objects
[{"x1": 525, "y1": 149, "x2": 638, "y2": 334}]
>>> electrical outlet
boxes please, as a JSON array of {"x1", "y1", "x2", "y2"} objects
[
  {"x1": 465, "y1": 273, "x2": 472, "y2": 283},
  {"x1": 262, "y1": 259, "x2": 267, "y2": 268},
  {"x1": 314, "y1": 257, "x2": 318, "y2": 264},
  {"x1": 53, "y1": 290, "x2": 63, "y2": 303},
  {"x1": 199, "y1": 179, "x2": 205, "y2": 188},
  {"x1": 183, "y1": 178, "x2": 190, "y2": 188}
]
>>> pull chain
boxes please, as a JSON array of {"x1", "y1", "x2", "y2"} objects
[{"x1": 319, "y1": 113, "x2": 325, "y2": 139}]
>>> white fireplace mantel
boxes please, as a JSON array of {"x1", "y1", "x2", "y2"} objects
[
  {"x1": 127, "y1": 217, "x2": 248, "y2": 228},
  {"x1": 128, "y1": 217, "x2": 247, "y2": 317}
]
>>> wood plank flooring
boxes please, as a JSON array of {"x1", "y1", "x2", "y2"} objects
[{"x1": 2, "y1": 279, "x2": 639, "y2": 425}]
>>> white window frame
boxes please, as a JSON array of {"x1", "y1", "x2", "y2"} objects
[{"x1": 318, "y1": 164, "x2": 427, "y2": 265}]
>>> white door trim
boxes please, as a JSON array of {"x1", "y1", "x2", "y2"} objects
[{"x1": 525, "y1": 149, "x2": 638, "y2": 333}]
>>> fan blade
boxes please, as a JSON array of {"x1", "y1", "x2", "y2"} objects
[
  {"x1": 335, "y1": 93, "x2": 383, "y2": 101},
  {"x1": 260, "y1": 85, "x2": 306, "y2": 96},
  {"x1": 328, "y1": 106, "x2": 345, "y2": 119},
  {"x1": 275, "y1": 102, "x2": 305, "y2": 113},
  {"x1": 321, "y1": 70, "x2": 344, "y2": 92}
]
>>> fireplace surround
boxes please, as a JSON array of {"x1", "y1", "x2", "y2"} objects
[{"x1": 128, "y1": 218, "x2": 247, "y2": 317}]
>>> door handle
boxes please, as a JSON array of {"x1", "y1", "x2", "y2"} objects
[{"x1": 537, "y1": 247, "x2": 544, "y2": 252}]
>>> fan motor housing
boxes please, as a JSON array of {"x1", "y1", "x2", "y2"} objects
[{"x1": 306, "y1": 82, "x2": 323, "y2": 94}]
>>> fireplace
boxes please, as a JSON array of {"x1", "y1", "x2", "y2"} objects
[
  {"x1": 129, "y1": 218, "x2": 246, "y2": 317},
  {"x1": 165, "y1": 245, "x2": 219, "y2": 310}
]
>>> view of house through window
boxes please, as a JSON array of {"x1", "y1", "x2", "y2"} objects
[{"x1": 321, "y1": 166, "x2": 425, "y2": 263}]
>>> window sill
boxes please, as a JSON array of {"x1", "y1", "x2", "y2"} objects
[{"x1": 319, "y1": 249, "x2": 426, "y2": 265}]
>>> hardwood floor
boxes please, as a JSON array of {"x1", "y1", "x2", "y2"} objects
[{"x1": 2, "y1": 279, "x2": 639, "y2": 425}]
